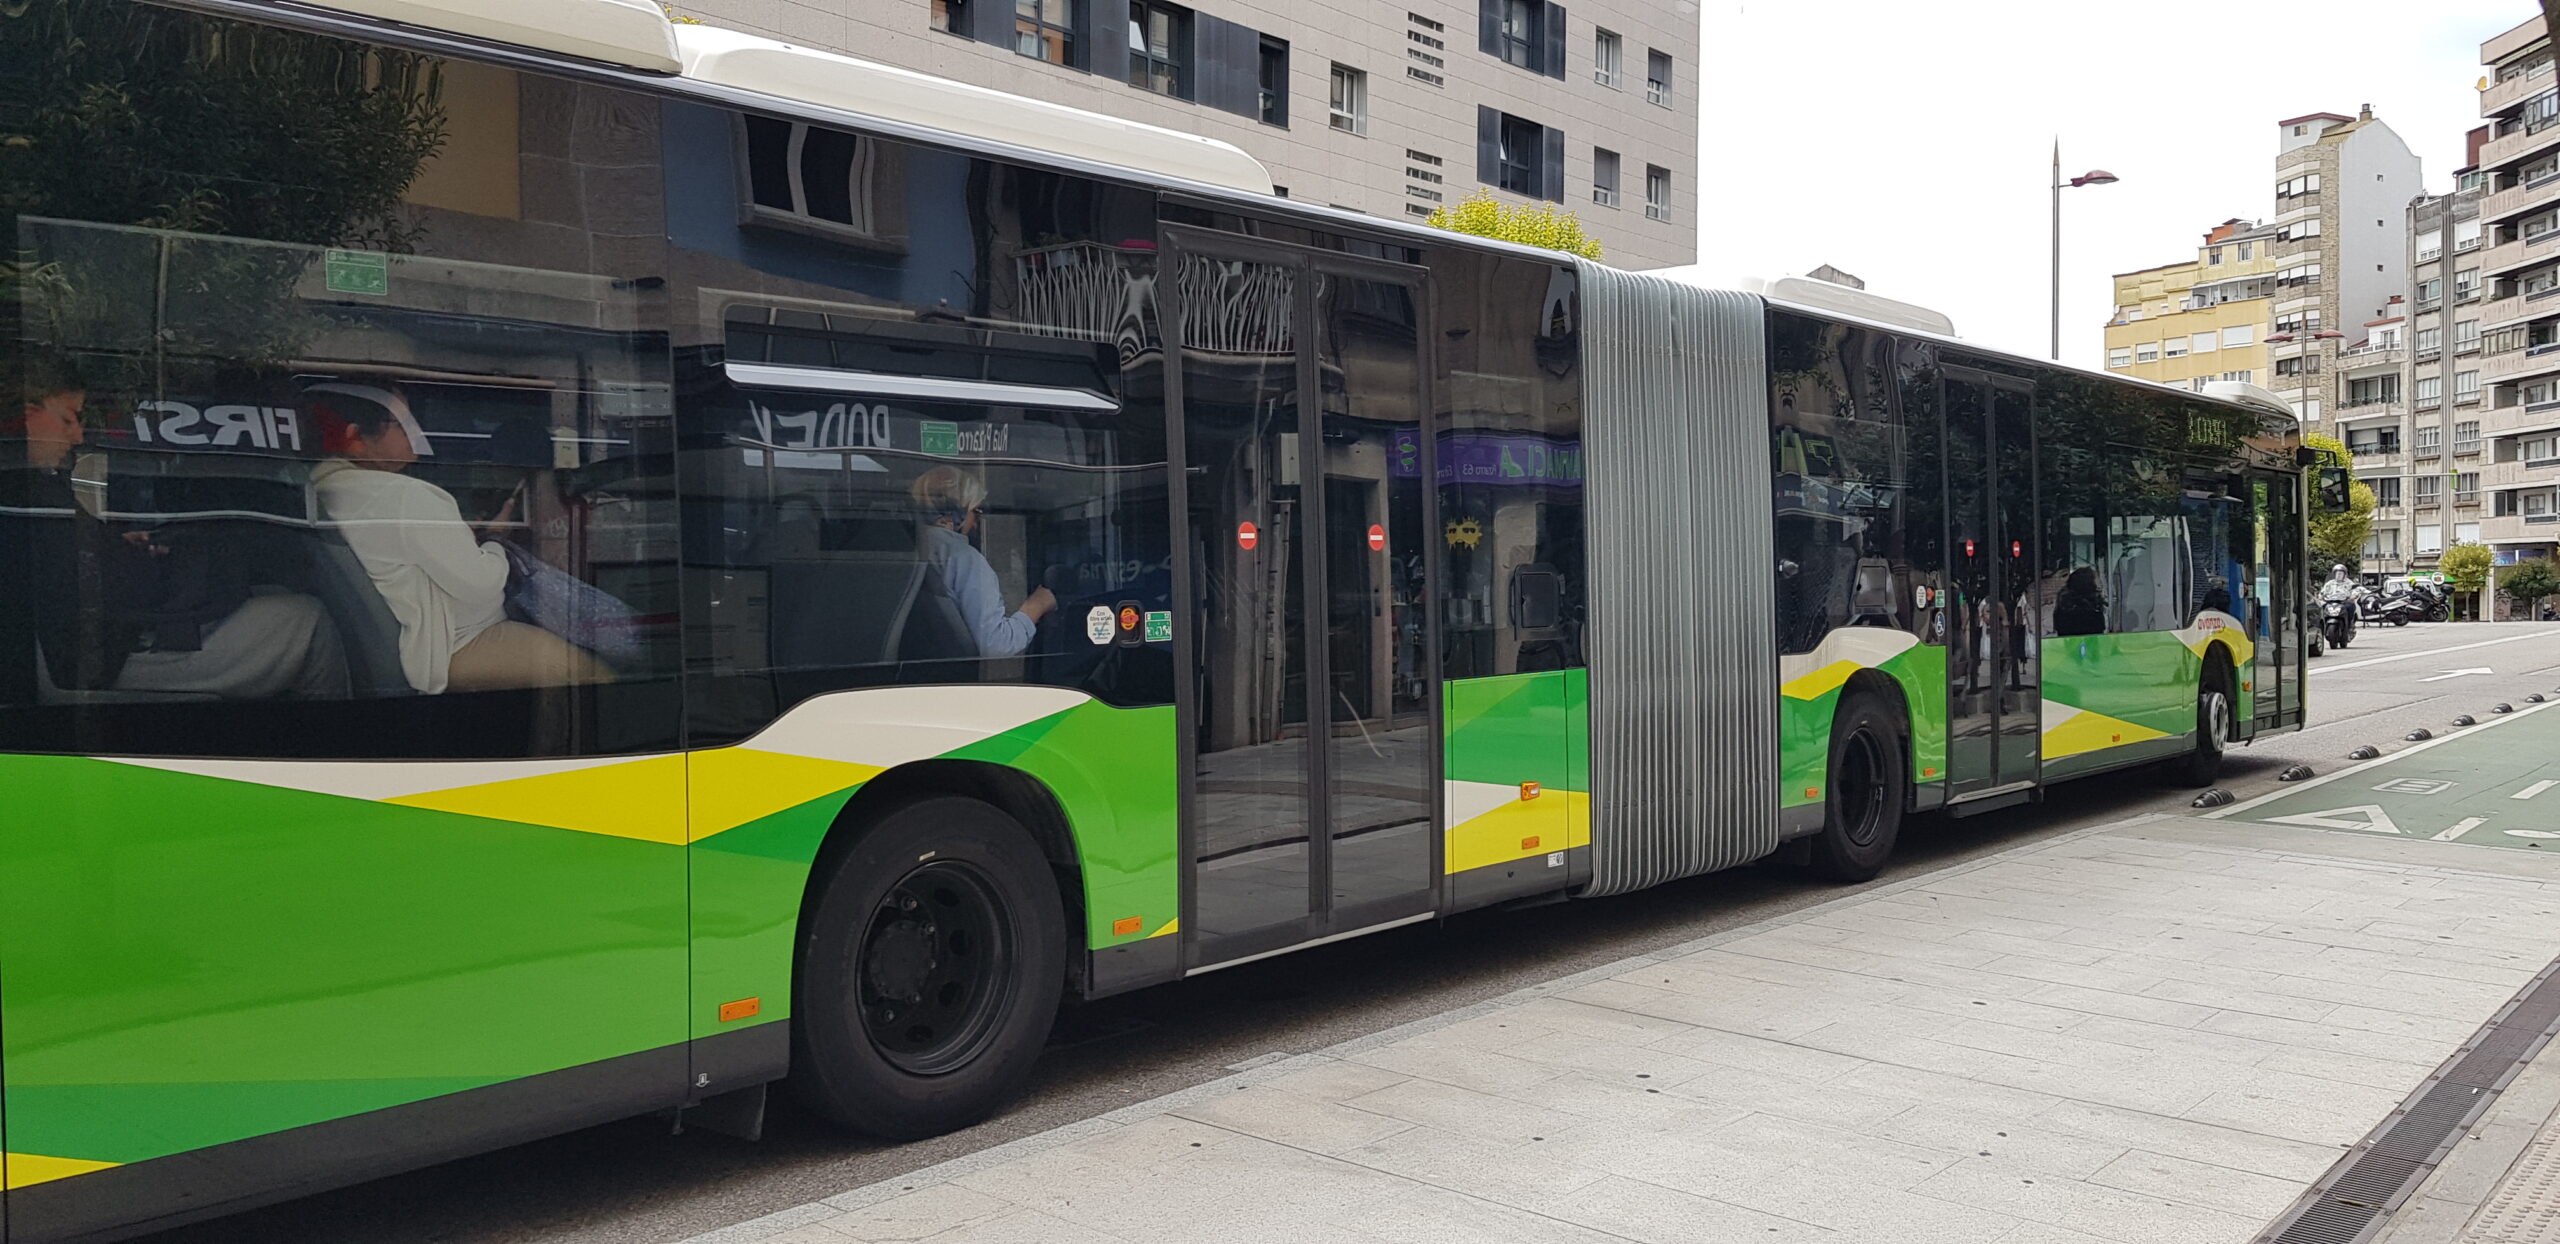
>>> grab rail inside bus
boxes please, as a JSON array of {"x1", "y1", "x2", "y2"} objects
[{"x1": 720, "y1": 361, "x2": 1121, "y2": 412}]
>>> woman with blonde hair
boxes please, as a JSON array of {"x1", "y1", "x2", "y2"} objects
[{"x1": 911, "y1": 465, "x2": 1053, "y2": 656}]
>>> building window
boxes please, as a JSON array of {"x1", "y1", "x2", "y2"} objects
[
  {"x1": 2455, "y1": 420, "x2": 2482, "y2": 455},
  {"x1": 2238, "y1": 241, "x2": 2254, "y2": 261},
  {"x1": 1481, "y1": 0, "x2": 1560, "y2": 74},
  {"x1": 1254, "y1": 37, "x2": 1288, "y2": 125},
  {"x1": 2108, "y1": 347, "x2": 2132, "y2": 369},
  {"x1": 933, "y1": 0, "x2": 969, "y2": 34},
  {"x1": 2374, "y1": 477, "x2": 2403, "y2": 506},
  {"x1": 2416, "y1": 424, "x2": 2442, "y2": 457},
  {"x1": 1645, "y1": 164, "x2": 1671, "y2": 221},
  {"x1": 2208, "y1": 247, "x2": 2223, "y2": 266},
  {"x1": 1127, "y1": 2, "x2": 1192, "y2": 98},
  {"x1": 2365, "y1": 527, "x2": 2401, "y2": 559},
  {"x1": 2456, "y1": 370, "x2": 2482, "y2": 403},
  {"x1": 2456, "y1": 471, "x2": 2481, "y2": 504},
  {"x1": 1016, "y1": 0, "x2": 1077, "y2": 64},
  {"x1": 2524, "y1": 434, "x2": 2560, "y2": 464},
  {"x1": 2135, "y1": 342, "x2": 2159, "y2": 363},
  {"x1": 1646, "y1": 49, "x2": 1673, "y2": 105},
  {"x1": 2418, "y1": 523, "x2": 2443, "y2": 554},
  {"x1": 2223, "y1": 325, "x2": 2253, "y2": 348},
  {"x1": 2191, "y1": 331, "x2": 2217, "y2": 355},
  {"x1": 1593, "y1": 28, "x2": 1621, "y2": 87},
  {"x1": 2416, "y1": 327, "x2": 2441, "y2": 356},
  {"x1": 2417, "y1": 475, "x2": 2443, "y2": 505},
  {"x1": 1593, "y1": 147, "x2": 1620, "y2": 207},
  {"x1": 2164, "y1": 336, "x2": 2187, "y2": 359},
  {"x1": 2221, "y1": 369, "x2": 2253, "y2": 384},
  {"x1": 1329, "y1": 64, "x2": 1366, "y2": 134},
  {"x1": 1497, "y1": 0, "x2": 1536, "y2": 67},
  {"x1": 2416, "y1": 374, "x2": 2442, "y2": 407},
  {"x1": 1497, "y1": 113, "x2": 1541, "y2": 194},
  {"x1": 2456, "y1": 521, "x2": 2482, "y2": 544},
  {"x1": 2456, "y1": 319, "x2": 2481, "y2": 351},
  {"x1": 2455, "y1": 267, "x2": 2480, "y2": 299},
  {"x1": 2277, "y1": 172, "x2": 2322, "y2": 198}
]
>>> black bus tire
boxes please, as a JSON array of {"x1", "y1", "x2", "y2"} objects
[
  {"x1": 1810, "y1": 691, "x2": 1905, "y2": 884},
  {"x1": 792, "y1": 796, "x2": 1066, "y2": 1141},
  {"x1": 2171, "y1": 662, "x2": 2233, "y2": 789}
]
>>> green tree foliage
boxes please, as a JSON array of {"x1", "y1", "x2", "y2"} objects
[
  {"x1": 0, "y1": 1, "x2": 450, "y2": 380},
  {"x1": 2499, "y1": 559, "x2": 2559, "y2": 619},
  {"x1": 2300, "y1": 431, "x2": 2375, "y2": 571},
  {"x1": 2442, "y1": 541, "x2": 2495, "y2": 619},
  {"x1": 1424, "y1": 190, "x2": 1604, "y2": 260}
]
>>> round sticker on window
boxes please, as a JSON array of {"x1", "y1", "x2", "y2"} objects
[
  {"x1": 1237, "y1": 521, "x2": 1259, "y2": 550},
  {"x1": 1085, "y1": 605, "x2": 1115, "y2": 646}
]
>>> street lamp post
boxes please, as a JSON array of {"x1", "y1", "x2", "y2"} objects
[{"x1": 2052, "y1": 143, "x2": 2119, "y2": 361}]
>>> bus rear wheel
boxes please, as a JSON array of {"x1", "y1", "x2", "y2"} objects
[
  {"x1": 792, "y1": 796, "x2": 1065, "y2": 1141},
  {"x1": 1810, "y1": 691, "x2": 1905, "y2": 883}
]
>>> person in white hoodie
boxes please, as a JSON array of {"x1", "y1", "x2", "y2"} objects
[{"x1": 305, "y1": 383, "x2": 610, "y2": 694}]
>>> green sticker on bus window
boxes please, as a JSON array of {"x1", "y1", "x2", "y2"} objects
[
  {"x1": 921, "y1": 421, "x2": 959, "y2": 455},
  {"x1": 324, "y1": 249, "x2": 388, "y2": 296},
  {"x1": 1144, "y1": 610, "x2": 1172, "y2": 643}
]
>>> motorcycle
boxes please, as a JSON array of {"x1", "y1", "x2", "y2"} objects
[
  {"x1": 2405, "y1": 580, "x2": 2451, "y2": 622},
  {"x1": 2363, "y1": 585, "x2": 2423, "y2": 627},
  {"x1": 2320, "y1": 582, "x2": 2360, "y2": 650}
]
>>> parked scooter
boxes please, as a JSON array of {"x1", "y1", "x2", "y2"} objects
[
  {"x1": 2361, "y1": 584, "x2": 2423, "y2": 627},
  {"x1": 2405, "y1": 580, "x2": 2452, "y2": 622}
]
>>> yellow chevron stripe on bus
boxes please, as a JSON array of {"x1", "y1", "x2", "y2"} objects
[
  {"x1": 3, "y1": 1152, "x2": 118, "y2": 1189},
  {"x1": 1446, "y1": 791, "x2": 1592, "y2": 873}
]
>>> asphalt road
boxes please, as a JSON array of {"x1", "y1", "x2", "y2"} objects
[{"x1": 141, "y1": 620, "x2": 2560, "y2": 1244}]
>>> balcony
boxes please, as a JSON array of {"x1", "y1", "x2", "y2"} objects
[
  {"x1": 2481, "y1": 292, "x2": 2539, "y2": 330},
  {"x1": 2483, "y1": 171, "x2": 2560, "y2": 226},
  {"x1": 2337, "y1": 344, "x2": 2406, "y2": 372},
  {"x1": 2485, "y1": 59, "x2": 2556, "y2": 114},
  {"x1": 2482, "y1": 234, "x2": 2547, "y2": 279},
  {"x1": 2336, "y1": 400, "x2": 2407, "y2": 423},
  {"x1": 2486, "y1": 341, "x2": 2560, "y2": 383},
  {"x1": 2483, "y1": 116, "x2": 2560, "y2": 174}
]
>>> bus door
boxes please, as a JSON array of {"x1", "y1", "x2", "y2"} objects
[
  {"x1": 1167, "y1": 229, "x2": 1440, "y2": 968},
  {"x1": 1941, "y1": 369, "x2": 2042, "y2": 799}
]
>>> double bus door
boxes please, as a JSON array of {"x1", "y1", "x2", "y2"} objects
[
  {"x1": 1942, "y1": 368, "x2": 2042, "y2": 800},
  {"x1": 1167, "y1": 229, "x2": 1440, "y2": 968}
]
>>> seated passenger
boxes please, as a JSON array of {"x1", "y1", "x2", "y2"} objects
[
  {"x1": 4, "y1": 361, "x2": 348, "y2": 699},
  {"x1": 2053, "y1": 567, "x2": 2107, "y2": 637},
  {"x1": 910, "y1": 466, "x2": 1054, "y2": 657},
  {"x1": 305, "y1": 383, "x2": 610, "y2": 693}
]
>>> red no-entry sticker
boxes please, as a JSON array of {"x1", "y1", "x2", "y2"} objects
[
  {"x1": 1367, "y1": 524, "x2": 1387, "y2": 551},
  {"x1": 1237, "y1": 521, "x2": 1258, "y2": 550}
]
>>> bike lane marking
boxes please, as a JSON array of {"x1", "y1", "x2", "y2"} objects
[{"x1": 2206, "y1": 700, "x2": 2560, "y2": 851}]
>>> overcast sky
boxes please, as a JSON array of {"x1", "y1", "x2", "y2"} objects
[{"x1": 1659, "y1": 0, "x2": 2533, "y2": 368}]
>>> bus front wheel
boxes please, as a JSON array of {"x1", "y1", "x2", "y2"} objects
[
  {"x1": 1810, "y1": 692, "x2": 1905, "y2": 883},
  {"x1": 2171, "y1": 667, "x2": 2233, "y2": 788},
  {"x1": 792, "y1": 796, "x2": 1066, "y2": 1141}
]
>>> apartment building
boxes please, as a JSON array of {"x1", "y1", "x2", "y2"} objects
[
  {"x1": 2471, "y1": 16, "x2": 2560, "y2": 607},
  {"x1": 671, "y1": 0, "x2": 1700, "y2": 268},
  {"x1": 2103, "y1": 218, "x2": 2277, "y2": 390},
  {"x1": 2361, "y1": 150, "x2": 2491, "y2": 575},
  {"x1": 2265, "y1": 108, "x2": 2422, "y2": 445}
]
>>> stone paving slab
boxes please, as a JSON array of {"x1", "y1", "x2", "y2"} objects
[{"x1": 680, "y1": 815, "x2": 2560, "y2": 1244}]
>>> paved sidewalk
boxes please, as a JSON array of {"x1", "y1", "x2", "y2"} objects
[{"x1": 683, "y1": 815, "x2": 2560, "y2": 1244}]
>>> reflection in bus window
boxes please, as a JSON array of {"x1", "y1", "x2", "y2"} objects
[{"x1": 1, "y1": 46, "x2": 678, "y2": 759}]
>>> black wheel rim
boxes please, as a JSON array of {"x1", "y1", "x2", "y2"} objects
[
  {"x1": 1837, "y1": 729, "x2": 1888, "y2": 848},
  {"x1": 856, "y1": 860, "x2": 1016, "y2": 1076}
]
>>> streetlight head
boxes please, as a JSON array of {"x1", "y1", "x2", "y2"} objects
[
  {"x1": 2312, "y1": 330, "x2": 2346, "y2": 340},
  {"x1": 2071, "y1": 170, "x2": 2120, "y2": 187},
  {"x1": 2265, "y1": 333, "x2": 2296, "y2": 343}
]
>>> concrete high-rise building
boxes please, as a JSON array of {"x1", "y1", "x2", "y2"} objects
[
  {"x1": 668, "y1": 0, "x2": 1699, "y2": 268},
  {"x1": 2266, "y1": 109, "x2": 2421, "y2": 440},
  {"x1": 2360, "y1": 135, "x2": 2490, "y2": 577},
  {"x1": 2469, "y1": 16, "x2": 2560, "y2": 605},
  {"x1": 2102, "y1": 218, "x2": 2277, "y2": 390}
]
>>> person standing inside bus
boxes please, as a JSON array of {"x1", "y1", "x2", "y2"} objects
[
  {"x1": 4, "y1": 360, "x2": 349, "y2": 698},
  {"x1": 306, "y1": 383, "x2": 610, "y2": 693},
  {"x1": 911, "y1": 465, "x2": 1054, "y2": 657}
]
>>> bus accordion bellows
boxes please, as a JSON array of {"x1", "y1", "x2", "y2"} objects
[{"x1": 0, "y1": 0, "x2": 2311, "y2": 1237}]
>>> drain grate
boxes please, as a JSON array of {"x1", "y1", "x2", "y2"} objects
[{"x1": 2257, "y1": 958, "x2": 2560, "y2": 1244}]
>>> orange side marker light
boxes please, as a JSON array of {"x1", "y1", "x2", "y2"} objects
[
  {"x1": 1520, "y1": 781, "x2": 1541, "y2": 800},
  {"x1": 718, "y1": 997, "x2": 761, "y2": 1023},
  {"x1": 1112, "y1": 916, "x2": 1143, "y2": 936},
  {"x1": 1521, "y1": 835, "x2": 1542, "y2": 851},
  {"x1": 1804, "y1": 786, "x2": 1820, "y2": 799}
]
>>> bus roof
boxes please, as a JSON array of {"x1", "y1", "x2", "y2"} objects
[{"x1": 300, "y1": 0, "x2": 1276, "y2": 197}]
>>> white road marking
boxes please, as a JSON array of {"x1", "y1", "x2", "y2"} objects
[
  {"x1": 2206, "y1": 698, "x2": 2560, "y2": 818},
  {"x1": 2434, "y1": 817, "x2": 2488, "y2": 842},
  {"x1": 2418, "y1": 667, "x2": 2496, "y2": 683},
  {"x1": 2310, "y1": 629, "x2": 2560, "y2": 676},
  {"x1": 2266, "y1": 806, "x2": 2404, "y2": 835},
  {"x1": 2507, "y1": 830, "x2": 2560, "y2": 840},
  {"x1": 2517, "y1": 780, "x2": 2557, "y2": 801}
]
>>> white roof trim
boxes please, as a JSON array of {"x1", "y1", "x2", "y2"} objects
[
  {"x1": 301, "y1": 0, "x2": 681, "y2": 73},
  {"x1": 674, "y1": 25, "x2": 1273, "y2": 196}
]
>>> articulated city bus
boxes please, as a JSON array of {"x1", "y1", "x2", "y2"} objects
[{"x1": 0, "y1": 0, "x2": 2314, "y2": 1237}]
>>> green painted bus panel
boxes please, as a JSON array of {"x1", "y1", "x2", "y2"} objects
[
  {"x1": 949, "y1": 700, "x2": 1179, "y2": 949},
  {"x1": 1444, "y1": 671, "x2": 1583, "y2": 792},
  {"x1": 685, "y1": 699, "x2": 1178, "y2": 1044},
  {"x1": 2040, "y1": 632, "x2": 2200, "y2": 743},
  {"x1": 1780, "y1": 641, "x2": 1947, "y2": 811},
  {"x1": 0, "y1": 755, "x2": 688, "y2": 1168}
]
